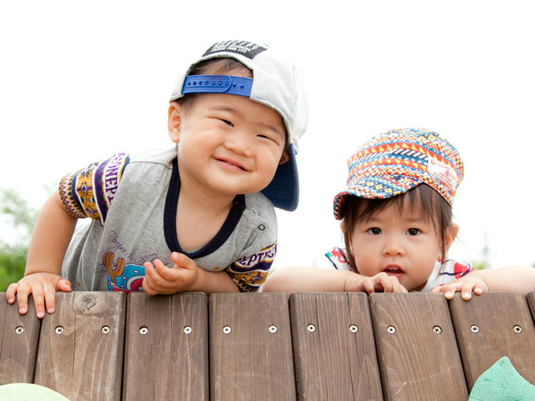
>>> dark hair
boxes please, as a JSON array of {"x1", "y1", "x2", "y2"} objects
[
  {"x1": 177, "y1": 58, "x2": 253, "y2": 109},
  {"x1": 340, "y1": 184, "x2": 454, "y2": 272}
]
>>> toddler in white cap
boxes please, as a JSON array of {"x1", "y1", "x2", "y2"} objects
[{"x1": 7, "y1": 39, "x2": 308, "y2": 317}]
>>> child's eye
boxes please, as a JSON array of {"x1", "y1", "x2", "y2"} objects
[
  {"x1": 257, "y1": 133, "x2": 279, "y2": 144},
  {"x1": 219, "y1": 119, "x2": 234, "y2": 127},
  {"x1": 406, "y1": 228, "x2": 421, "y2": 236},
  {"x1": 367, "y1": 227, "x2": 382, "y2": 235}
]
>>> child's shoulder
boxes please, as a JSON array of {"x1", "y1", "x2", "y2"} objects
[
  {"x1": 243, "y1": 192, "x2": 277, "y2": 221},
  {"x1": 240, "y1": 192, "x2": 278, "y2": 238},
  {"x1": 128, "y1": 147, "x2": 177, "y2": 166}
]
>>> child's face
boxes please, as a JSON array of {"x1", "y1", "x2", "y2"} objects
[
  {"x1": 168, "y1": 92, "x2": 287, "y2": 199},
  {"x1": 348, "y1": 202, "x2": 443, "y2": 291}
]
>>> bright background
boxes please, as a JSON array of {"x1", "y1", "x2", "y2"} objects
[{"x1": 1, "y1": 1, "x2": 534, "y2": 272}]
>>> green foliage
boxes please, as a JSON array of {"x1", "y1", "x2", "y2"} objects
[
  {"x1": 0, "y1": 244, "x2": 28, "y2": 291},
  {"x1": 472, "y1": 259, "x2": 490, "y2": 271},
  {"x1": 0, "y1": 189, "x2": 37, "y2": 291}
]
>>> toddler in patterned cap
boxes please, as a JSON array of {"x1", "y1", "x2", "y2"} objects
[{"x1": 264, "y1": 128, "x2": 535, "y2": 298}]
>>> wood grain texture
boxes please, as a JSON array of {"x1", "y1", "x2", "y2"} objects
[
  {"x1": 527, "y1": 292, "x2": 535, "y2": 321},
  {"x1": 122, "y1": 292, "x2": 208, "y2": 401},
  {"x1": 0, "y1": 294, "x2": 41, "y2": 383},
  {"x1": 449, "y1": 291, "x2": 535, "y2": 389},
  {"x1": 34, "y1": 291, "x2": 125, "y2": 401},
  {"x1": 209, "y1": 292, "x2": 295, "y2": 401},
  {"x1": 370, "y1": 293, "x2": 467, "y2": 401},
  {"x1": 2, "y1": 291, "x2": 535, "y2": 399},
  {"x1": 289, "y1": 292, "x2": 383, "y2": 401}
]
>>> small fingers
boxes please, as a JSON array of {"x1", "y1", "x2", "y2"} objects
[
  {"x1": 142, "y1": 262, "x2": 159, "y2": 295},
  {"x1": 17, "y1": 282, "x2": 46, "y2": 318},
  {"x1": 473, "y1": 283, "x2": 485, "y2": 296},
  {"x1": 171, "y1": 252, "x2": 195, "y2": 270},
  {"x1": 378, "y1": 274, "x2": 394, "y2": 293},
  {"x1": 57, "y1": 279, "x2": 72, "y2": 293},
  {"x1": 362, "y1": 280, "x2": 376, "y2": 294},
  {"x1": 434, "y1": 283, "x2": 459, "y2": 300},
  {"x1": 6, "y1": 283, "x2": 19, "y2": 304},
  {"x1": 43, "y1": 284, "x2": 58, "y2": 315},
  {"x1": 461, "y1": 283, "x2": 476, "y2": 301}
]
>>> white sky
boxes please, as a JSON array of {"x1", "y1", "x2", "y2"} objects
[{"x1": 1, "y1": 1, "x2": 534, "y2": 271}]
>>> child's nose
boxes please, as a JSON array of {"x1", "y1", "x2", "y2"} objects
[
  {"x1": 224, "y1": 130, "x2": 253, "y2": 157},
  {"x1": 382, "y1": 239, "x2": 405, "y2": 256}
]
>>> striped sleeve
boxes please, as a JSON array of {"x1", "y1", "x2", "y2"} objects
[
  {"x1": 226, "y1": 243, "x2": 277, "y2": 292},
  {"x1": 59, "y1": 153, "x2": 130, "y2": 224}
]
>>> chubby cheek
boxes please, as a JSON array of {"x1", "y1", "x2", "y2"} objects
[{"x1": 352, "y1": 251, "x2": 379, "y2": 276}]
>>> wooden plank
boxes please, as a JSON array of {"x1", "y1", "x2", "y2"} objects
[
  {"x1": 527, "y1": 291, "x2": 535, "y2": 321},
  {"x1": 289, "y1": 292, "x2": 382, "y2": 400},
  {"x1": 209, "y1": 292, "x2": 295, "y2": 401},
  {"x1": 370, "y1": 293, "x2": 467, "y2": 401},
  {"x1": 122, "y1": 292, "x2": 209, "y2": 401},
  {"x1": 0, "y1": 294, "x2": 41, "y2": 384},
  {"x1": 449, "y1": 291, "x2": 535, "y2": 389},
  {"x1": 34, "y1": 291, "x2": 125, "y2": 401}
]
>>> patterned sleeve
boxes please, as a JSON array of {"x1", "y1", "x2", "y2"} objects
[
  {"x1": 320, "y1": 247, "x2": 351, "y2": 271},
  {"x1": 226, "y1": 243, "x2": 277, "y2": 292},
  {"x1": 59, "y1": 153, "x2": 130, "y2": 224}
]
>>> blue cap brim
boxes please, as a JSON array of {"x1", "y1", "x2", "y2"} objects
[{"x1": 262, "y1": 144, "x2": 299, "y2": 211}]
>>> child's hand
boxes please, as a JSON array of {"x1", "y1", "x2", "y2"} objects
[
  {"x1": 344, "y1": 272, "x2": 408, "y2": 294},
  {"x1": 6, "y1": 273, "x2": 72, "y2": 318},
  {"x1": 142, "y1": 252, "x2": 200, "y2": 295},
  {"x1": 431, "y1": 272, "x2": 488, "y2": 300}
]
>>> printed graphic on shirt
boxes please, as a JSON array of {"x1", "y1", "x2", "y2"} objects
[
  {"x1": 203, "y1": 40, "x2": 267, "y2": 59},
  {"x1": 228, "y1": 243, "x2": 277, "y2": 292},
  {"x1": 325, "y1": 247, "x2": 349, "y2": 270},
  {"x1": 440, "y1": 261, "x2": 473, "y2": 279},
  {"x1": 103, "y1": 252, "x2": 145, "y2": 293}
]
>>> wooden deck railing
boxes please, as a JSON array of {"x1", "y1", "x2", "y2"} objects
[{"x1": 1, "y1": 291, "x2": 535, "y2": 400}]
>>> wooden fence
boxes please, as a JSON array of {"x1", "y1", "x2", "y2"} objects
[{"x1": 1, "y1": 291, "x2": 535, "y2": 400}]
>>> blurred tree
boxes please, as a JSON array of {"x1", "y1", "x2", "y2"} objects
[
  {"x1": 471, "y1": 259, "x2": 490, "y2": 271},
  {"x1": 0, "y1": 189, "x2": 38, "y2": 291},
  {"x1": 472, "y1": 231, "x2": 491, "y2": 270}
]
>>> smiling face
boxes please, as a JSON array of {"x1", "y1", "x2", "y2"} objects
[{"x1": 168, "y1": 91, "x2": 287, "y2": 201}]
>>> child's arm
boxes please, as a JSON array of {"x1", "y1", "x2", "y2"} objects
[
  {"x1": 6, "y1": 192, "x2": 75, "y2": 317},
  {"x1": 262, "y1": 266, "x2": 408, "y2": 295},
  {"x1": 431, "y1": 266, "x2": 535, "y2": 300},
  {"x1": 142, "y1": 252, "x2": 239, "y2": 295}
]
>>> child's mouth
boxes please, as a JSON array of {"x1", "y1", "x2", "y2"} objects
[
  {"x1": 215, "y1": 157, "x2": 247, "y2": 172},
  {"x1": 383, "y1": 265, "x2": 404, "y2": 276}
]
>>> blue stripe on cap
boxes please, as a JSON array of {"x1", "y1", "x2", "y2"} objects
[{"x1": 181, "y1": 75, "x2": 252, "y2": 97}]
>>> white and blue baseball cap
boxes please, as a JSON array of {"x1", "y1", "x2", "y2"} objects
[{"x1": 169, "y1": 39, "x2": 308, "y2": 211}]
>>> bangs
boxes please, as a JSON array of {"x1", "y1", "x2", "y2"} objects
[{"x1": 340, "y1": 184, "x2": 453, "y2": 271}]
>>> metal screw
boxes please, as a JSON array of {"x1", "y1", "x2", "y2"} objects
[
  {"x1": 514, "y1": 325, "x2": 523, "y2": 334},
  {"x1": 470, "y1": 325, "x2": 480, "y2": 333},
  {"x1": 349, "y1": 324, "x2": 359, "y2": 333},
  {"x1": 139, "y1": 326, "x2": 149, "y2": 335},
  {"x1": 433, "y1": 325, "x2": 442, "y2": 334},
  {"x1": 268, "y1": 325, "x2": 278, "y2": 334},
  {"x1": 223, "y1": 326, "x2": 232, "y2": 334},
  {"x1": 55, "y1": 326, "x2": 64, "y2": 335},
  {"x1": 15, "y1": 326, "x2": 24, "y2": 334},
  {"x1": 307, "y1": 324, "x2": 316, "y2": 332},
  {"x1": 183, "y1": 326, "x2": 192, "y2": 334},
  {"x1": 101, "y1": 326, "x2": 110, "y2": 334},
  {"x1": 387, "y1": 325, "x2": 396, "y2": 334}
]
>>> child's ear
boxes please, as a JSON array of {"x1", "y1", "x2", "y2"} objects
[
  {"x1": 444, "y1": 223, "x2": 459, "y2": 253},
  {"x1": 278, "y1": 150, "x2": 290, "y2": 165},
  {"x1": 168, "y1": 102, "x2": 183, "y2": 143}
]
